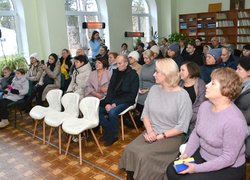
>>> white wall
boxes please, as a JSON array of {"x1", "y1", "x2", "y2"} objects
[{"x1": 21, "y1": 0, "x2": 68, "y2": 60}]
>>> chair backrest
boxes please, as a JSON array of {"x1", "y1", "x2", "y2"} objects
[
  {"x1": 61, "y1": 92, "x2": 80, "y2": 117},
  {"x1": 79, "y1": 97, "x2": 100, "y2": 126},
  {"x1": 46, "y1": 89, "x2": 63, "y2": 111}
]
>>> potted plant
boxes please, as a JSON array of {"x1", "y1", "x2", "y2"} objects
[{"x1": 0, "y1": 54, "x2": 28, "y2": 72}]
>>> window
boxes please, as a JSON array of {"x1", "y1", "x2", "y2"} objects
[
  {"x1": 65, "y1": 0, "x2": 101, "y2": 56},
  {"x1": 132, "y1": 0, "x2": 150, "y2": 44},
  {"x1": 0, "y1": 0, "x2": 19, "y2": 57}
]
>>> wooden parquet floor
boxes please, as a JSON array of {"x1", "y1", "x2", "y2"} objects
[
  {"x1": 1, "y1": 111, "x2": 250, "y2": 180},
  {"x1": 0, "y1": 111, "x2": 144, "y2": 180}
]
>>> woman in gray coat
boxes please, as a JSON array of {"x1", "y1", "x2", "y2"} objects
[
  {"x1": 179, "y1": 61, "x2": 206, "y2": 134},
  {"x1": 235, "y1": 56, "x2": 250, "y2": 159},
  {"x1": 35, "y1": 53, "x2": 61, "y2": 105}
]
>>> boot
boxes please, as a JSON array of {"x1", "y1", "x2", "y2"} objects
[{"x1": 0, "y1": 119, "x2": 9, "y2": 128}]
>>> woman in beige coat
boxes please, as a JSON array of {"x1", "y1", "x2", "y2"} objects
[{"x1": 67, "y1": 55, "x2": 91, "y2": 100}]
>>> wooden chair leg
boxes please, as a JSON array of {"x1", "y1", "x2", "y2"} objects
[
  {"x1": 48, "y1": 127, "x2": 53, "y2": 145},
  {"x1": 83, "y1": 131, "x2": 88, "y2": 147},
  {"x1": 59, "y1": 126, "x2": 61, "y2": 154},
  {"x1": 65, "y1": 135, "x2": 71, "y2": 156},
  {"x1": 43, "y1": 121, "x2": 46, "y2": 145},
  {"x1": 90, "y1": 129, "x2": 103, "y2": 155},
  {"x1": 129, "y1": 111, "x2": 139, "y2": 133},
  {"x1": 100, "y1": 126, "x2": 103, "y2": 134},
  {"x1": 120, "y1": 115, "x2": 124, "y2": 141},
  {"x1": 79, "y1": 134, "x2": 82, "y2": 165},
  {"x1": 33, "y1": 120, "x2": 38, "y2": 138}
]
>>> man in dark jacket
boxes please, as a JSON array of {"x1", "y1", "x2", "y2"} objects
[{"x1": 99, "y1": 55, "x2": 139, "y2": 146}]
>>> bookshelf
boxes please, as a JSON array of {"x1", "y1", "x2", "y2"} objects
[{"x1": 179, "y1": 9, "x2": 250, "y2": 49}]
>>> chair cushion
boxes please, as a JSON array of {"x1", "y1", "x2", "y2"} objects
[
  {"x1": 29, "y1": 106, "x2": 48, "y2": 120},
  {"x1": 44, "y1": 111, "x2": 72, "y2": 127},
  {"x1": 62, "y1": 118, "x2": 98, "y2": 135}
]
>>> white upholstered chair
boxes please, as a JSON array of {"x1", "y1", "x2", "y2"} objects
[
  {"x1": 29, "y1": 89, "x2": 63, "y2": 144},
  {"x1": 44, "y1": 93, "x2": 80, "y2": 154},
  {"x1": 62, "y1": 97, "x2": 103, "y2": 165}
]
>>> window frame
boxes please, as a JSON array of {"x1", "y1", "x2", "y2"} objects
[{"x1": 65, "y1": 0, "x2": 102, "y2": 55}]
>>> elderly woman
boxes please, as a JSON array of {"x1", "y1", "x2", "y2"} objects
[
  {"x1": 235, "y1": 56, "x2": 250, "y2": 159},
  {"x1": 0, "y1": 69, "x2": 29, "y2": 128},
  {"x1": 167, "y1": 68, "x2": 248, "y2": 180},
  {"x1": 119, "y1": 58, "x2": 193, "y2": 180},
  {"x1": 179, "y1": 61, "x2": 206, "y2": 134},
  {"x1": 85, "y1": 56, "x2": 111, "y2": 99}
]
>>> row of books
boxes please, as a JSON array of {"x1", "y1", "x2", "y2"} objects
[
  {"x1": 216, "y1": 20, "x2": 234, "y2": 27},
  {"x1": 237, "y1": 44, "x2": 245, "y2": 50},
  {"x1": 216, "y1": 29, "x2": 223, "y2": 35},
  {"x1": 179, "y1": 17, "x2": 215, "y2": 22},
  {"x1": 216, "y1": 13, "x2": 227, "y2": 20},
  {"x1": 238, "y1": 20, "x2": 250, "y2": 26},
  {"x1": 237, "y1": 36, "x2": 250, "y2": 42},
  {"x1": 238, "y1": 28, "x2": 250, "y2": 34},
  {"x1": 179, "y1": 18, "x2": 196, "y2": 22},
  {"x1": 238, "y1": 11, "x2": 250, "y2": 18}
]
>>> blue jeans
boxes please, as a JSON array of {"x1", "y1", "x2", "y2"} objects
[{"x1": 99, "y1": 104, "x2": 130, "y2": 139}]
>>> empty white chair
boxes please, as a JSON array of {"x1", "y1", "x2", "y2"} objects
[
  {"x1": 44, "y1": 93, "x2": 80, "y2": 154},
  {"x1": 119, "y1": 93, "x2": 139, "y2": 140},
  {"x1": 29, "y1": 89, "x2": 63, "y2": 144},
  {"x1": 62, "y1": 97, "x2": 103, "y2": 165}
]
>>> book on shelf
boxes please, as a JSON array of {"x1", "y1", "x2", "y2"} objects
[
  {"x1": 180, "y1": 23, "x2": 188, "y2": 29},
  {"x1": 179, "y1": 18, "x2": 186, "y2": 22},
  {"x1": 197, "y1": 24, "x2": 206, "y2": 28},
  {"x1": 207, "y1": 22, "x2": 216, "y2": 28}
]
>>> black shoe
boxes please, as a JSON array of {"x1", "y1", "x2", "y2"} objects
[{"x1": 103, "y1": 137, "x2": 118, "y2": 146}]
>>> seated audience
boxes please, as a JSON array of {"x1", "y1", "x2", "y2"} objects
[
  {"x1": 137, "y1": 43, "x2": 145, "y2": 65},
  {"x1": 119, "y1": 58, "x2": 192, "y2": 180},
  {"x1": 120, "y1": 43, "x2": 130, "y2": 56},
  {"x1": 26, "y1": 53, "x2": 43, "y2": 85},
  {"x1": 160, "y1": 38, "x2": 169, "y2": 58},
  {"x1": 183, "y1": 42, "x2": 203, "y2": 66},
  {"x1": 69, "y1": 48, "x2": 89, "y2": 75},
  {"x1": 99, "y1": 55, "x2": 139, "y2": 146},
  {"x1": 219, "y1": 47, "x2": 237, "y2": 70},
  {"x1": 194, "y1": 38, "x2": 203, "y2": 56},
  {"x1": 96, "y1": 45, "x2": 109, "y2": 60},
  {"x1": 179, "y1": 38, "x2": 188, "y2": 57},
  {"x1": 85, "y1": 56, "x2": 110, "y2": 99},
  {"x1": 242, "y1": 44, "x2": 250, "y2": 57},
  {"x1": 67, "y1": 55, "x2": 91, "y2": 100},
  {"x1": 179, "y1": 61, "x2": 206, "y2": 134},
  {"x1": 167, "y1": 68, "x2": 248, "y2": 180},
  {"x1": 0, "y1": 69, "x2": 29, "y2": 128},
  {"x1": 108, "y1": 52, "x2": 118, "y2": 75},
  {"x1": 201, "y1": 48, "x2": 222, "y2": 84},
  {"x1": 134, "y1": 50, "x2": 155, "y2": 128},
  {"x1": 211, "y1": 36, "x2": 223, "y2": 49},
  {"x1": 35, "y1": 53, "x2": 61, "y2": 105},
  {"x1": 150, "y1": 45, "x2": 163, "y2": 59},
  {"x1": 235, "y1": 56, "x2": 250, "y2": 159},
  {"x1": 59, "y1": 49, "x2": 72, "y2": 93},
  {"x1": 0, "y1": 67, "x2": 15, "y2": 95},
  {"x1": 128, "y1": 51, "x2": 142, "y2": 75},
  {"x1": 167, "y1": 43, "x2": 184, "y2": 68}
]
